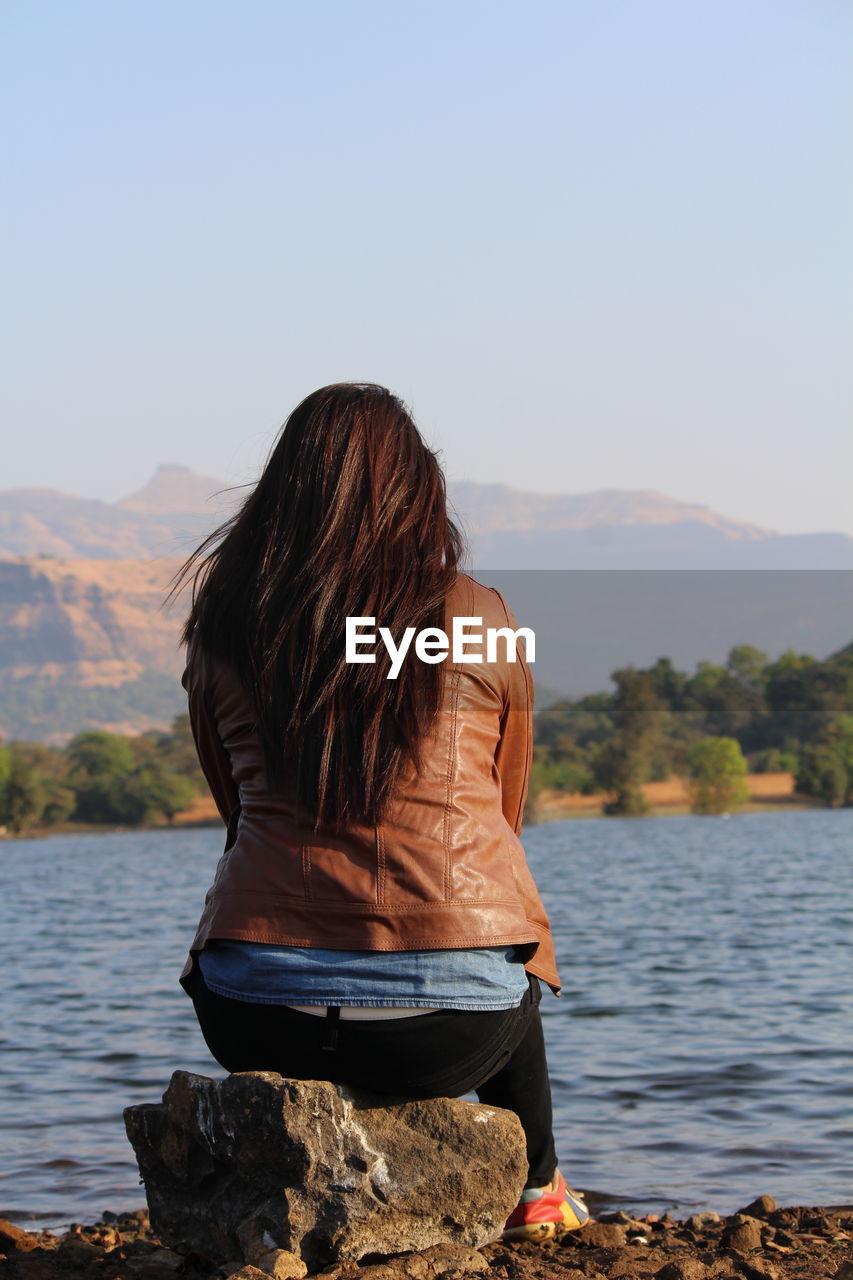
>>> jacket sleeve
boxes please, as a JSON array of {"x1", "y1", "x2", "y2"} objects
[
  {"x1": 491, "y1": 590, "x2": 534, "y2": 836},
  {"x1": 182, "y1": 647, "x2": 240, "y2": 829}
]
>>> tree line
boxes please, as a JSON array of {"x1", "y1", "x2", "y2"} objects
[
  {"x1": 530, "y1": 641, "x2": 853, "y2": 815},
  {"x1": 0, "y1": 641, "x2": 851, "y2": 833},
  {"x1": 0, "y1": 719, "x2": 204, "y2": 834}
]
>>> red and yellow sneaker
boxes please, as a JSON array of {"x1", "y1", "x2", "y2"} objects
[{"x1": 503, "y1": 1170, "x2": 590, "y2": 1242}]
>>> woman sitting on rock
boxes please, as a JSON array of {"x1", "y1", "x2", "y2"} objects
[{"x1": 175, "y1": 382, "x2": 589, "y2": 1242}]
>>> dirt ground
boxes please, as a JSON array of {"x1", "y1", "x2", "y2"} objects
[
  {"x1": 532, "y1": 773, "x2": 810, "y2": 821},
  {"x1": 2, "y1": 1199, "x2": 850, "y2": 1280}
]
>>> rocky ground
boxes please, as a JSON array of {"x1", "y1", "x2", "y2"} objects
[{"x1": 1, "y1": 1199, "x2": 850, "y2": 1280}]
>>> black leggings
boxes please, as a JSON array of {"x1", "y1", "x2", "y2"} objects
[{"x1": 188, "y1": 966, "x2": 557, "y2": 1187}]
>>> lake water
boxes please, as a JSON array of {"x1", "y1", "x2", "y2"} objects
[{"x1": 1, "y1": 810, "x2": 851, "y2": 1228}]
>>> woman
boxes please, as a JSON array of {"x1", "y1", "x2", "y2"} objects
[{"x1": 175, "y1": 383, "x2": 588, "y2": 1242}]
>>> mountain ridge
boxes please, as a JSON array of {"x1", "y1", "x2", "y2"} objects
[
  {"x1": 448, "y1": 480, "x2": 770, "y2": 539},
  {"x1": 1, "y1": 468, "x2": 851, "y2": 741},
  {"x1": 2, "y1": 466, "x2": 849, "y2": 567},
  {"x1": 1, "y1": 555, "x2": 850, "y2": 743}
]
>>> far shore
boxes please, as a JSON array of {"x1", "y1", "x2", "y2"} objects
[
  {"x1": 171, "y1": 771, "x2": 821, "y2": 826},
  {"x1": 167, "y1": 770, "x2": 821, "y2": 828},
  {"x1": 532, "y1": 770, "x2": 822, "y2": 821},
  {"x1": 0, "y1": 774, "x2": 830, "y2": 841}
]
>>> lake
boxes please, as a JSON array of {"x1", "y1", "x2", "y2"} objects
[{"x1": 1, "y1": 809, "x2": 850, "y2": 1228}]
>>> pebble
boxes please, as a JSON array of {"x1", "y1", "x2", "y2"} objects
[
  {"x1": 654, "y1": 1259, "x2": 711, "y2": 1280},
  {"x1": 354, "y1": 1267, "x2": 409, "y2": 1280},
  {"x1": 57, "y1": 1236, "x2": 102, "y2": 1262},
  {"x1": 125, "y1": 1249, "x2": 186, "y2": 1277},
  {"x1": 391, "y1": 1254, "x2": 430, "y2": 1280},
  {"x1": 686, "y1": 1212, "x2": 720, "y2": 1231},
  {"x1": 415, "y1": 1244, "x2": 490, "y2": 1275},
  {"x1": 255, "y1": 1248, "x2": 309, "y2": 1279},
  {"x1": 0, "y1": 1219, "x2": 39, "y2": 1253},
  {"x1": 1, "y1": 1199, "x2": 846, "y2": 1280},
  {"x1": 144, "y1": 1246, "x2": 185, "y2": 1270},
  {"x1": 737, "y1": 1196, "x2": 777, "y2": 1219},
  {"x1": 578, "y1": 1221, "x2": 629, "y2": 1248},
  {"x1": 773, "y1": 1228, "x2": 797, "y2": 1247},
  {"x1": 721, "y1": 1216, "x2": 763, "y2": 1253},
  {"x1": 739, "y1": 1258, "x2": 779, "y2": 1280}
]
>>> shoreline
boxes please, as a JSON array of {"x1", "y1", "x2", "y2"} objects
[
  {"x1": 0, "y1": 774, "x2": 832, "y2": 841},
  {"x1": 2, "y1": 1199, "x2": 850, "y2": 1280},
  {"x1": 531, "y1": 770, "x2": 821, "y2": 822}
]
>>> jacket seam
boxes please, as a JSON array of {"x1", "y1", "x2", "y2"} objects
[
  {"x1": 490, "y1": 586, "x2": 515, "y2": 715},
  {"x1": 301, "y1": 841, "x2": 313, "y2": 900},
  {"x1": 375, "y1": 824, "x2": 386, "y2": 906},
  {"x1": 492, "y1": 585, "x2": 532, "y2": 834},
  {"x1": 197, "y1": 931, "x2": 538, "y2": 949},
  {"x1": 200, "y1": 892, "x2": 524, "y2": 912},
  {"x1": 514, "y1": 654, "x2": 533, "y2": 834},
  {"x1": 442, "y1": 664, "x2": 461, "y2": 901}
]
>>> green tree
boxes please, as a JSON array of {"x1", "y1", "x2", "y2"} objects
[
  {"x1": 162, "y1": 713, "x2": 205, "y2": 790},
  {"x1": 595, "y1": 668, "x2": 664, "y2": 815},
  {"x1": 796, "y1": 746, "x2": 847, "y2": 807},
  {"x1": 127, "y1": 760, "x2": 197, "y2": 823},
  {"x1": 135, "y1": 714, "x2": 205, "y2": 793},
  {"x1": 764, "y1": 651, "x2": 850, "y2": 749},
  {"x1": 751, "y1": 747, "x2": 799, "y2": 774},
  {"x1": 686, "y1": 737, "x2": 750, "y2": 815},
  {"x1": 5, "y1": 751, "x2": 47, "y2": 832},
  {"x1": 795, "y1": 715, "x2": 853, "y2": 807},
  {"x1": 648, "y1": 656, "x2": 688, "y2": 709},
  {"x1": 67, "y1": 731, "x2": 138, "y2": 824},
  {"x1": 0, "y1": 741, "x2": 10, "y2": 826},
  {"x1": 685, "y1": 659, "x2": 765, "y2": 745},
  {"x1": 726, "y1": 644, "x2": 768, "y2": 694},
  {"x1": 67, "y1": 729, "x2": 199, "y2": 826},
  {"x1": 15, "y1": 743, "x2": 74, "y2": 825},
  {"x1": 1, "y1": 743, "x2": 74, "y2": 832}
]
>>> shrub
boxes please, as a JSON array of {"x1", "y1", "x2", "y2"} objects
[{"x1": 686, "y1": 737, "x2": 750, "y2": 815}]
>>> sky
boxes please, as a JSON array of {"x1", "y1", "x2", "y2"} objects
[{"x1": 2, "y1": 0, "x2": 851, "y2": 534}]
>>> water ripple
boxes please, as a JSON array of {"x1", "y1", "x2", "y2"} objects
[{"x1": 1, "y1": 810, "x2": 852, "y2": 1226}]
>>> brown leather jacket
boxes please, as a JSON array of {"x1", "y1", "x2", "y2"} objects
[{"x1": 181, "y1": 573, "x2": 560, "y2": 993}]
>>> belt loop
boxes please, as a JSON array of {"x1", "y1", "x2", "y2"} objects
[{"x1": 321, "y1": 1006, "x2": 341, "y2": 1051}]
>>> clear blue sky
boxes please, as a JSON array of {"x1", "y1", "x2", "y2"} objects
[{"x1": 2, "y1": 1, "x2": 851, "y2": 532}]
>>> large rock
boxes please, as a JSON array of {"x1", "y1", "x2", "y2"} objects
[{"x1": 124, "y1": 1071, "x2": 527, "y2": 1270}]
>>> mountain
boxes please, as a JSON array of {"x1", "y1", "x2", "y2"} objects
[
  {"x1": 0, "y1": 467, "x2": 851, "y2": 567},
  {"x1": 116, "y1": 464, "x2": 235, "y2": 514},
  {"x1": 0, "y1": 557, "x2": 185, "y2": 741},
  {"x1": 448, "y1": 482, "x2": 853, "y2": 569},
  {"x1": 0, "y1": 466, "x2": 238, "y2": 561},
  {"x1": 1, "y1": 469, "x2": 851, "y2": 740},
  {"x1": 1, "y1": 555, "x2": 851, "y2": 744},
  {"x1": 449, "y1": 482, "x2": 768, "y2": 537}
]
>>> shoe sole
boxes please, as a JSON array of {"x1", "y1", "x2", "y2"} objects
[{"x1": 502, "y1": 1216, "x2": 589, "y2": 1244}]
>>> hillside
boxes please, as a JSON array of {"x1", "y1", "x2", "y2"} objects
[
  {"x1": 0, "y1": 558, "x2": 185, "y2": 741},
  {"x1": 1, "y1": 467, "x2": 851, "y2": 741},
  {"x1": 1, "y1": 467, "x2": 851, "y2": 568},
  {"x1": 1, "y1": 554, "x2": 851, "y2": 743},
  {"x1": 0, "y1": 466, "x2": 237, "y2": 561},
  {"x1": 449, "y1": 481, "x2": 768, "y2": 536}
]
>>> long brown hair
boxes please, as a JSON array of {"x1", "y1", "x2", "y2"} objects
[{"x1": 174, "y1": 383, "x2": 464, "y2": 828}]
